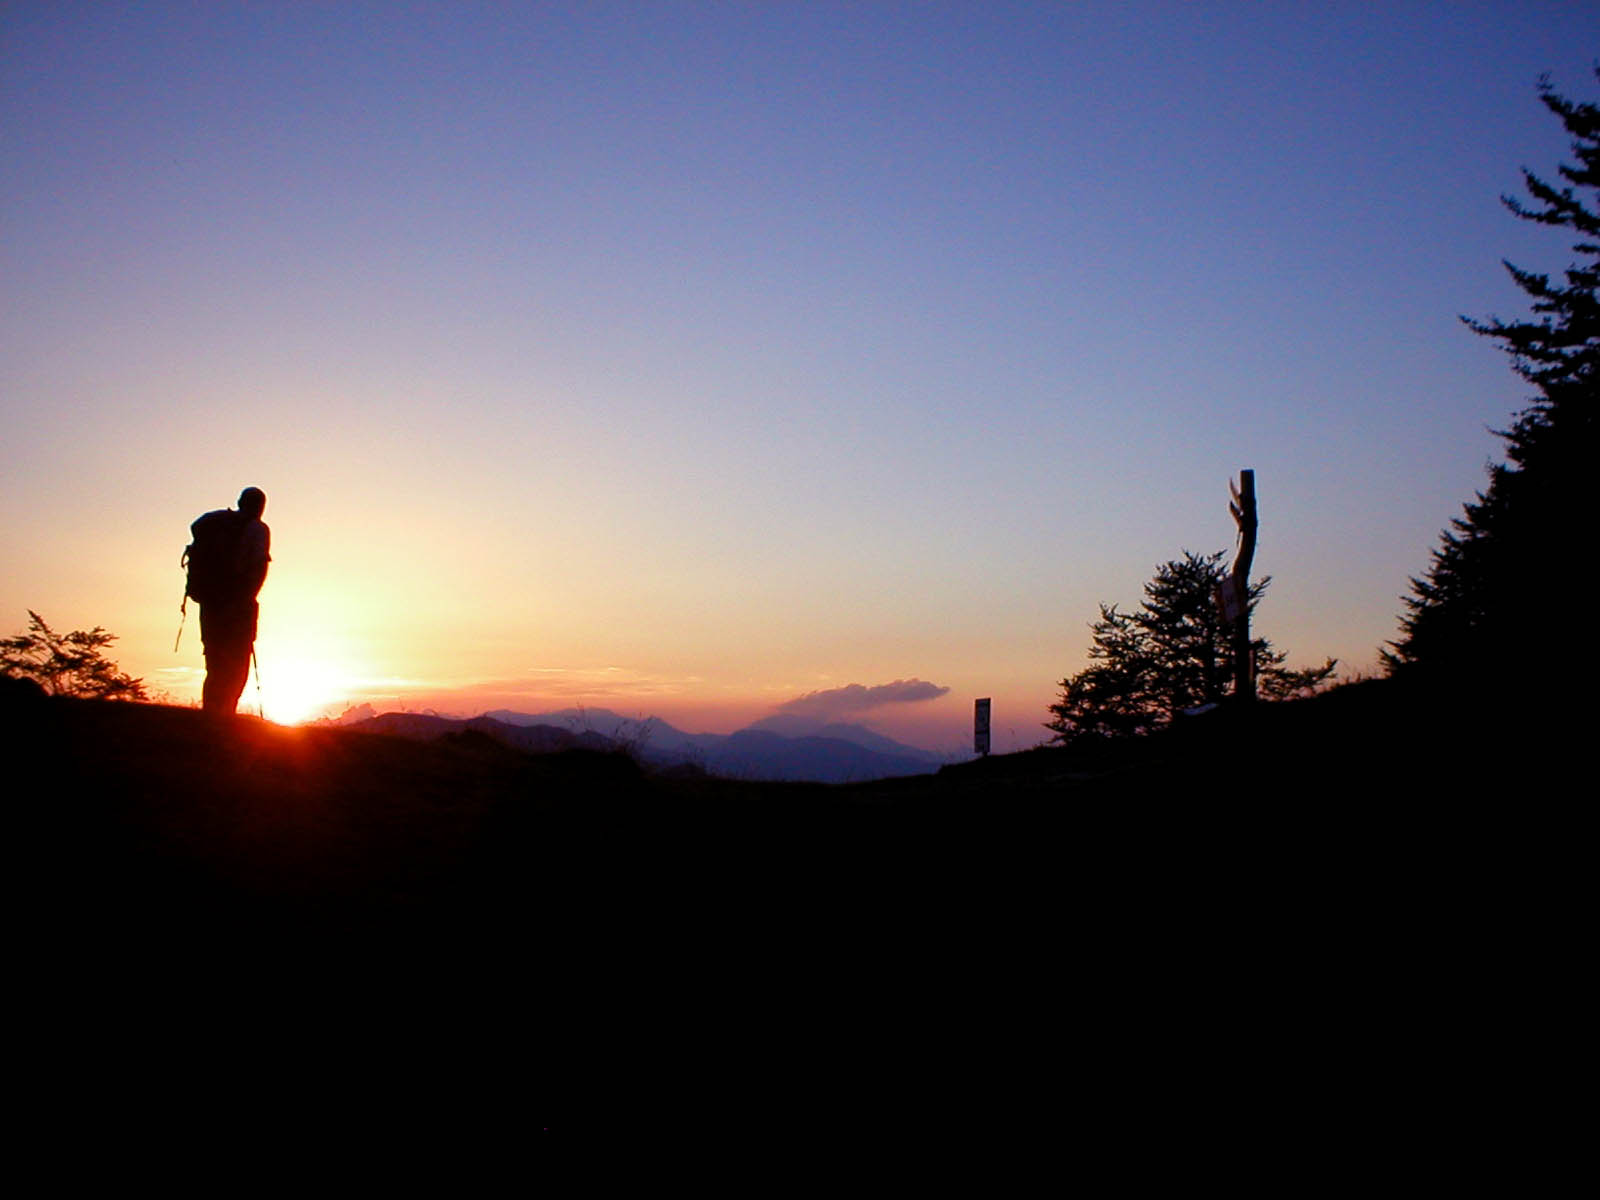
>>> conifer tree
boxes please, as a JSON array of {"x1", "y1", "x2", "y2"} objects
[
  {"x1": 1386, "y1": 71, "x2": 1598, "y2": 681},
  {"x1": 1048, "y1": 551, "x2": 1334, "y2": 744}
]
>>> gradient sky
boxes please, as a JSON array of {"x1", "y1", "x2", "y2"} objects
[{"x1": 3, "y1": 3, "x2": 1595, "y2": 750}]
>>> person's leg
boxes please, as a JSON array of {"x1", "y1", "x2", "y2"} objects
[
  {"x1": 200, "y1": 605, "x2": 251, "y2": 716},
  {"x1": 221, "y1": 641, "x2": 251, "y2": 714},
  {"x1": 202, "y1": 642, "x2": 248, "y2": 715},
  {"x1": 200, "y1": 605, "x2": 226, "y2": 714},
  {"x1": 202, "y1": 646, "x2": 223, "y2": 713}
]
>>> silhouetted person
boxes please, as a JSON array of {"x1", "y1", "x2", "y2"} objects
[{"x1": 184, "y1": 487, "x2": 271, "y2": 716}]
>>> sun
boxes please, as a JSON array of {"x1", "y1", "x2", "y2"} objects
[{"x1": 256, "y1": 654, "x2": 351, "y2": 725}]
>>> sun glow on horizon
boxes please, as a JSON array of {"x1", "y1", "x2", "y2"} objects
[{"x1": 255, "y1": 653, "x2": 362, "y2": 725}]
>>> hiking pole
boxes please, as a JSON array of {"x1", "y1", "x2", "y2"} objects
[
  {"x1": 175, "y1": 544, "x2": 191, "y2": 651},
  {"x1": 252, "y1": 648, "x2": 264, "y2": 719}
]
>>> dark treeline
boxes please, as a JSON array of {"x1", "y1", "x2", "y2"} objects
[{"x1": 1386, "y1": 70, "x2": 1597, "y2": 695}]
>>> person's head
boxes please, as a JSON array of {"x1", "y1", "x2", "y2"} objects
[{"x1": 238, "y1": 487, "x2": 266, "y2": 518}]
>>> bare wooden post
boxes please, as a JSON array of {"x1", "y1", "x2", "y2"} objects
[{"x1": 1226, "y1": 469, "x2": 1258, "y2": 702}]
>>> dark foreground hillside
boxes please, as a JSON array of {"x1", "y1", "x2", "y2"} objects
[
  {"x1": 13, "y1": 681, "x2": 1577, "y2": 1157},
  {"x1": 24, "y1": 678, "x2": 1546, "y2": 940}
]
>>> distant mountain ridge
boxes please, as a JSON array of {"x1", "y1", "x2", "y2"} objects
[
  {"x1": 337, "y1": 706, "x2": 943, "y2": 784},
  {"x1": 353, "y1": 711, "x2": 613, "y2": 757}
]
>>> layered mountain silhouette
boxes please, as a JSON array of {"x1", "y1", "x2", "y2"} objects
[{"x1": 327, "y1": 705, "x2": 944, "y2": 783}]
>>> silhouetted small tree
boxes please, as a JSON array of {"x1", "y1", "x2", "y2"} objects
[
  {"x1": 1386, "y1": 71, "x2": 1597, "y2": 682},
  {"x1": 1048, "y1": 551, "x2": 1334, "y2": 744},
  {"x1": 0, "y1": 611, "x2": 147, "y2": 700}
]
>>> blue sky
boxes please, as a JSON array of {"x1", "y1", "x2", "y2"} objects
[{"x1": 2, "y1": 3, "x2": 1595, "y2": 746}]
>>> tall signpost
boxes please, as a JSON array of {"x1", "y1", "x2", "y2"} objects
[
  {"x1": 974, "y1": 698, "x2": 991, "y2": 757},
  {"x1": 1223, "y1": 469, "x2": 1259, "y2": 703}
]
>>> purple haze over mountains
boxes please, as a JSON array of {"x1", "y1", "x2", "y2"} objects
[{"x1": 477, "y1": 706, "x2": 947, "y2": 783}]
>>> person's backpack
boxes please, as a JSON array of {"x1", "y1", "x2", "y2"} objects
[{"x1": 181, "y1": 509, "x2": 245, "y2": 606}]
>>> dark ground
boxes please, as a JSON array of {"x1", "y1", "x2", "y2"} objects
[{"x1": 11, "y1": 679, "x2": 1578, "y2": 1160}]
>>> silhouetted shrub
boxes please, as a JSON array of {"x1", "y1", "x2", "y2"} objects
[{"x1": 0, "y1": 610, "x2": 147, "y2": 700}]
